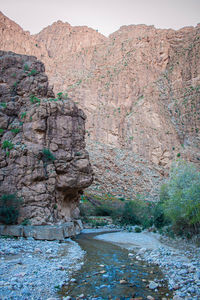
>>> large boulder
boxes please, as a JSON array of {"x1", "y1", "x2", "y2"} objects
[{"x1": 0, "y1": 51, "x2": 93, "y2": 225}]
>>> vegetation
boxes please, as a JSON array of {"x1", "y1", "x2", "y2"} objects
[
  {"x1": 161, "y1": 160, "x2": 200, "y2": 236},
  {"x1": 21, "y1": 218, "x2": 31, "y2": 226},
  {"x1": 80, "y1": 161, "x2": 199, "y2": 238},
  {"x1": 135, "y1": 226, "x2": 142, "y2": 233},
  {"x1": 0, "y1": 194, "x2": 22, "y2": 225},
  {"x1": 42, "y1": 148, "x2": 56, "y2": 162},
  {"x1": 11, "y1": 128, "x2": 20, "y2": 134},
  {"x1": 24, "y1": 64, "x2": 29, "y2": 71},
  {"x1": 21, "y1": 112, "x2": 27, "y2": 119},
  {"x1": 0, "y1": 102, "x2": 7, "y2": 108},
  {"x1": 30, "y1": 95, "x2": 40, "y2": 105},
  {"x1": 2, "y1": 140, "x2": 14, "y2": 151},
  {"x1": 57, "y1": 92, "x2": 63, "y2": 99},
  {"x1": 27, "y1": 69, "x2": 38, "y2": 76}
]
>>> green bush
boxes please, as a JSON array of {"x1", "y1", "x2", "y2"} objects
[
  {"x1": 21, "y1": 112, "x2": 26, "y2": 119},
  {"x1": 57, "y1": 92, "x2": 63, "y2": 99},
  {"x1": 24, "y1": 64, "x2": 29, "y2": 71},
  {"x1": 0, "y1": 102, "x2": 7, "y2": 108},
  {"x1": 118, "y1": 201, "x2": 141, "y2": 225},
  {"x1": 135, "y1": 226, "x2": 142, "y2": 233},
  {"x1": 162, "y1": 161, "x2": 200, "y2": 235},
  {"x1": 2, "y1": 140, "x2": 14, "y2": 150},
  {"x1": 30, "y1": 95, "x2": 40, "y2": 105},
  {"x1": 0, "y1": 194, "x2": 22, "y2": 225},
  {"x1": 153, "y1": 203, "x2": 167, "y2": 228},
  {"x1": 42, "y1": 148, "x2": 56, "y2": 162},
  {"x1": 28, "y1": 69, "x2": 38, "y2": 76},
  {"x1": 94, "y1": 205, "x2": 113, "y2": 216},
  {"x1": 88, "y1": 219, "x2": 108, "y2": 227},
  {"x1": 21, "y1": 218, "x2": 31, "y2": 226},
  {"x1": 11, "y1": 128, "x2": 20, "y2": 134}
]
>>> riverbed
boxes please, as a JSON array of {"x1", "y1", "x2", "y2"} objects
[
  {"x1": 0, "y1": 229, "x2": 199, "y2": 299},
  {"x1": 60, "y1": 231, "x2": 171, "y2": 299}
]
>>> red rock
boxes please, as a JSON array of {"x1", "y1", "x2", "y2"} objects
[{"x1": 1, "y1": 11, "x2": 199, "y2": 202}]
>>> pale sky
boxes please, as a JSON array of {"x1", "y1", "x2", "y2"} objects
[{"x1": 0, "y1": 0, "x2": 199, "y2": 36}]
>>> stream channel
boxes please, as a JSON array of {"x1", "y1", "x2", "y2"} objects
[{"x1": 59, "y1": 231, "x2": 172, "y2": 300}]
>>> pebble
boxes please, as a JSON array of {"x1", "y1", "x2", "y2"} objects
[
  {"x1": 173, "y1": 296, "x2": 184, "y2": 300},
  {"x1": 134, "y1": 235, "x2": 200, "y2": 299},
  {"x1": 120, "y1": 279, "x2": 128, "y2": 284},
  {"x1": 0, "y1": 237, "x2": 85, "y2": 299},
  {"x1": 147, "y1": 296, "x2": 155, "y2": 300},
  {"x1": 46, "y1": 248, "x2": 52, "y2": 254},
  {"x1": 34, "y1": 248, "x2": 42, "y2": 253},
  {"x1": 149, "y1": 281, "x2": 159, "y2": 289}
]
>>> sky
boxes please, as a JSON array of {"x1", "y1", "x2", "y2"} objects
[{"x1": 0, "y1": 0, "x2": 200, "y2": 36}]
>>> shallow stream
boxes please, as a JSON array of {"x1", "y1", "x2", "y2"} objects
[{"x1": 60, "y1": 231, "x2": 172, "y2": 299}]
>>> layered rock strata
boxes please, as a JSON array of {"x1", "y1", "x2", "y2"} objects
[
  {"x1": 0, "y1": 51, "x2": 93, "y2": 225},
  {"x1": 0, "y1": 11, "x2": 199, "y2": 200}
]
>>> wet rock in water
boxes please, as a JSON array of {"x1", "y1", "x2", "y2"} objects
[
  {"x1": 119, "y1": 279, "x2": 128, "y2": 284},
  {"x1": 70, "y1": 278, "x2": 77, "y2": 283},
  {"x1": 99, "y1": 270, "x2": 106, "y2": 274},
  {"x1": 34, "y1": 248, "x2": 42, "y2": 253},
  {"x1": 100, "y1": 284, "x2": 107, "y2": 288},
  {"x1": 173, "y1": 296, "x2": 184, "y2": 300},
  {"x1": 46, "y1": 248, "x2": 52, "y2": 254},
  {"x1": 149, "y1": 281, "x2": 159, "y2": 289},
  {"x1": 147, "y1": 296, "x2": 155, "y2": 300}
]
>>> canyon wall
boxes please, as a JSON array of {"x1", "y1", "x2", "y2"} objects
[
  {"x1": 0, "y1": 50, "x2": 93, "y2": 225},
  {"x1": 0, "y1": 11, "x2": 199, "y2": 200}
]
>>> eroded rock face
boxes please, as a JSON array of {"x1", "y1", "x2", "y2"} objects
[
  {"x1": 0, "y1": 51, "x2": 93, "y2": 225},
  {"x1": 0, "y1": 11, "x2": 199, "y2": 200}
]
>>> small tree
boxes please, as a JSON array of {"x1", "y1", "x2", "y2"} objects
[
  {"x1": 42, "y1": 148, "x2": 56, "y2": 162},
  {"x1": 162, "y1": 160, "x2": 200, "y2": 235},
  {"x1": 0, "y1": 194, "x2": 22, "y2": 225}
]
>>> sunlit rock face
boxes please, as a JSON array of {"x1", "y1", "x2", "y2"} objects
[
  {"x1": 0, "y1": 11, "x2": 199, "y2": 200},
  {"x1": 0, "y1": 51, "x2": 93, "y2": 225}
]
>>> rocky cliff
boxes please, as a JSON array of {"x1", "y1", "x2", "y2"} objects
[
  {"x1": 0, "y1": 11, "x2": 199, "y2": 200},
  {"x1": 0, "y1": 51, "x2": 93, "y2": 225}
]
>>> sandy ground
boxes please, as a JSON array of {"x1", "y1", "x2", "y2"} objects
[{"x1": 95, "y1": 231, "x2": 165, "y2": 250}]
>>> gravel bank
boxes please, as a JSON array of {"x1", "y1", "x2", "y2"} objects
[
  {"x1": 0, "y1": 237, "x2": 85, "y2": 300},
  {"x1": 96, "y1": 230, "x2": 200, "y2": 299}
]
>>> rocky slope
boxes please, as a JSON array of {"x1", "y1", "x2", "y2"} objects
[
  {"x1": 0, "y1": 51, "x2": 93, "y2": 225},
  {"x1": 0, "y1": 11, "x2": 199, "y2": 200}
]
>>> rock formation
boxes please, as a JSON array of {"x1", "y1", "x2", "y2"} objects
[
  {"x1": 0, "y1": 11, "x2": 199, "y2": 200},
  {"x1": 0, "y1": 51, "x2": 93, "y2": 225}
]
